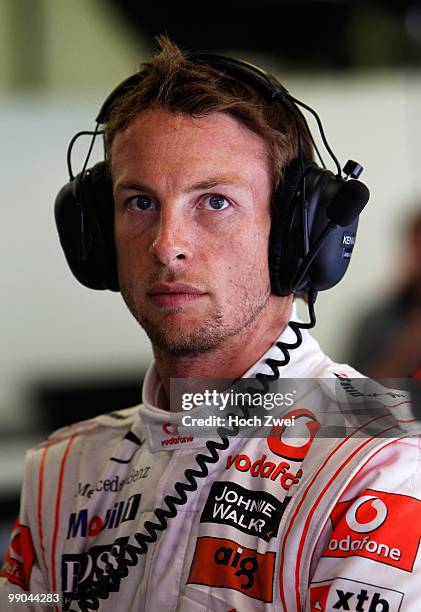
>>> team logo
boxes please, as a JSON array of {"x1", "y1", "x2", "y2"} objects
[
  {"x1": 161, "y1": 421, "x2": 193, "y2": 447},
  {"x1": 309, "y1": 577, "x2": 404, "y2": 611},
  {"x1": 345, "y1": 495, "x2": 388, "y2": 533},
  {"x1": 225, "y1": 452, "x2": 302, "y2": 490},
  {"x1": 67, "y1": 493, "x2": 141, "y2": 539},
  {"x1": 75, "y1": 466, "x2": 150, "y2": 498},
  {"x1": 323, "y1": 488, "x2": 421, "y2": 571},
  {"x1": 267, "y1": 408, "x2": 320, "y2": 461},
  {"x1": 62, "y1": 537, "x2": 130, "y2": 605},
  {"x1": 162, "y1": 422, "x2": 178, "y2": 435},
  {"x1": 0, "y1": 519, "x2": 35, "y2": 591},
  {"x1": 187, "y1": 536, "x2": 275, "y2": 602},
  {"x1": 200, "y1": 481, "x2": 290, "y2": 542}
]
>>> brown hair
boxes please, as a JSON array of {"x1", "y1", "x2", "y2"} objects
[{"x1": 104, "y1": 35, "x2": 313, "y2": 191}]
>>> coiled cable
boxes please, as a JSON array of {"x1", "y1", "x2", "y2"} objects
[{"x1": 69, "y1": 294, "x2": 317, "y2": 611}]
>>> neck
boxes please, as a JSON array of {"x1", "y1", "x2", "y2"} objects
[{"x1": 153, "y1": 295, "x2": 293, "y2": 404}]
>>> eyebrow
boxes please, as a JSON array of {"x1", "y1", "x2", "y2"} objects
[
  {"x1": 189, "y1": 176, "x2": 244, "y2": 191},
  {"x1": 114, "y1": 175, "x2": 246, "y2": 194}
]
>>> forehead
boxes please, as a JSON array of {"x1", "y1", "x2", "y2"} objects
[{"x1": 110, "y1": 108, "x2": 271, "y2": 185}]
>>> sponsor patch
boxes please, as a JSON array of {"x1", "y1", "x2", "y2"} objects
[
  {"x1": 61, "y1": 536, "x2": 130, "y2": 606},
  {"x1": 0, "y1": 519, "x2": 35, "y2": 591},
  {"x1": 266, "y1": 408, "x2": 320, "y2": 461},
  {"x1": 161, "y1": 422, "x2": 193, "y2": 447},
  {"x1": 200, "y1": 481, "x2": 289, "y2": 542},
  {"x1": 67, "y1": 493, "x2": 141, "y2": 539},
  {"x1": 225, "y1": 452, "x2": 302, "y2": 491},
  {"x1": 75, "y1": 467, "x2": 150, "y2": 498},
  {"x1": 187, "y1": 536, "x2": 275, "y2": 602},
  {"x1": 309, "y1": 577, "x2": 404, "y2": 611},
  {"x1": 323, "y1": 488, "x2": 421, "y2": 571}
]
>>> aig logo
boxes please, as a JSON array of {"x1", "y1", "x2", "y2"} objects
[{"x1": 187, "y1": 536, "x2": 275, "y2": 603}]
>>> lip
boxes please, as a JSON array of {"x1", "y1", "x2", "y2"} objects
[
  {"x1": 147, "y1": 283, "x2": 207, "y2": 308},
  {"x1": 148, "y1": 283, "x2": 206, "y2": 296}
]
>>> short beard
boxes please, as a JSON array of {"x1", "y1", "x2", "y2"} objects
[{"x1": 120, "y1": 282, "x2": 270, "y2": 357}]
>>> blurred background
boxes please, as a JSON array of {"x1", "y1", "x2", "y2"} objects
[{"x1": 1, "y1": 0, "x2": 421, "y2": 560}]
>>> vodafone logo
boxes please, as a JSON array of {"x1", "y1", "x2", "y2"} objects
[
  {"x1": 323, "y1": 488, "x2": 421, "y2": 571},
  {"x1": 225, "y1": 453, "x2": 302, "y2": 491},
  {"x1": 267, "y1": 408, "x2": 320, "y2": 461},
  {"x1": 346, "y1": 495, "x2": 388, "y2": 533},
  {"x1": 163, "y1": 422, "x2": 178, "y2": 435},
  {"x1": 161, "y1": 421, "x2": 193, "y2": 447}
]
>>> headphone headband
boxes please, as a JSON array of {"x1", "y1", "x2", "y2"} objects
[{"x1": 96, "y1": 54, "x2": 290, "y2": 125}]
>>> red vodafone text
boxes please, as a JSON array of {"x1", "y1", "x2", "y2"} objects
[{"x1": 323, "y1": 488, "x2": 421, "y2": 571}]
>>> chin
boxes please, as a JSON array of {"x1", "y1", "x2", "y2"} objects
[
  {"x1": 142, "y1": 316, "x2": 228, "y2": 355},
  {"x1": 149, "y1": 331, "x2": 223, "y2": 355}
]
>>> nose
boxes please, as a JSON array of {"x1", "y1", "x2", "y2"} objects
[{"x1": 149, "y1": 206, "x2": 193, "y2": 266}]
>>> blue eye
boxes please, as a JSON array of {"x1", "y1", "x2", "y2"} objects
[
  {"x1": 130, "y1": 195, "x2": 155, "y2": 211},
  {"x1": 202, "y1": 194, "x2": 230, "y2": 210}
]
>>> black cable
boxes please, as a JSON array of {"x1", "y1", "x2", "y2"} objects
[
  {"x1": 66, "y1": 127, "x2": 103, "y2": 181},
  {"x1": 68, "y1": 295, "x2": 317, "y2": 611},
  {"x1": 287, "y1": 94, "x2": 342, "y2": 178},
  {"x1": 291, "y1": 222, "x2": 337, "y2": 292}
]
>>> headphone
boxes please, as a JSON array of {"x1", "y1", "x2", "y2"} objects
[{"x1": 54, "y1": 53, "x2": 370, "y2": 298}]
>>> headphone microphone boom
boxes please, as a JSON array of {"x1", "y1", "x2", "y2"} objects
[
  {"x1": 54, "y1": 54, "x2": 370, "y2": 299},
  {"x1": 290, "y1": 178, "x2": 370, "y2": 293},
  {"x1": 327, "y1": 179, "x2": 370, "y2": 226}
]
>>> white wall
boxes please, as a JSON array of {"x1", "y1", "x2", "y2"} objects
[{"x1": 1, "y1": 71, "x2": 421, "y2": 431}]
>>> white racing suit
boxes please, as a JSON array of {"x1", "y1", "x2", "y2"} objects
[{"x1": 1, "y1": 322, "x2": 421, "y2": 611}]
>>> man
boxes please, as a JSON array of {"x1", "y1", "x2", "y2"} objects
[{"x1": 2, "y1": 38, "x2": 421, "y2": 612}]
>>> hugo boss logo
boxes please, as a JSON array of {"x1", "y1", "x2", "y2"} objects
[
  {"x1": 61, "y1": 537, "x2": 129, "y2": 603},
  {"x1": 187, "y1": 536, "x2": 275, "y2": 603}
]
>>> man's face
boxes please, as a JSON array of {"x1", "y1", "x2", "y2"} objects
[{"x1": 112, "y1": 108, "x2": 274, "y2": 355}]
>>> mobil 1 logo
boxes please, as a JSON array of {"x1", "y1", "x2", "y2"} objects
[{"x1": 200, "y1": 481, "x2": 290, "y2": 542}]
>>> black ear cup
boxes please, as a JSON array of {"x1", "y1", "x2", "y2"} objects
[
  {"x1": 269, "y1": 161, "x2": 361, "y2": 296},
  {"x1": 269, "y1": 159, "x2": 315, "y2": 295},
  {"x1": 54, "y1": 162, "x2": 119, "y2": 291}
]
